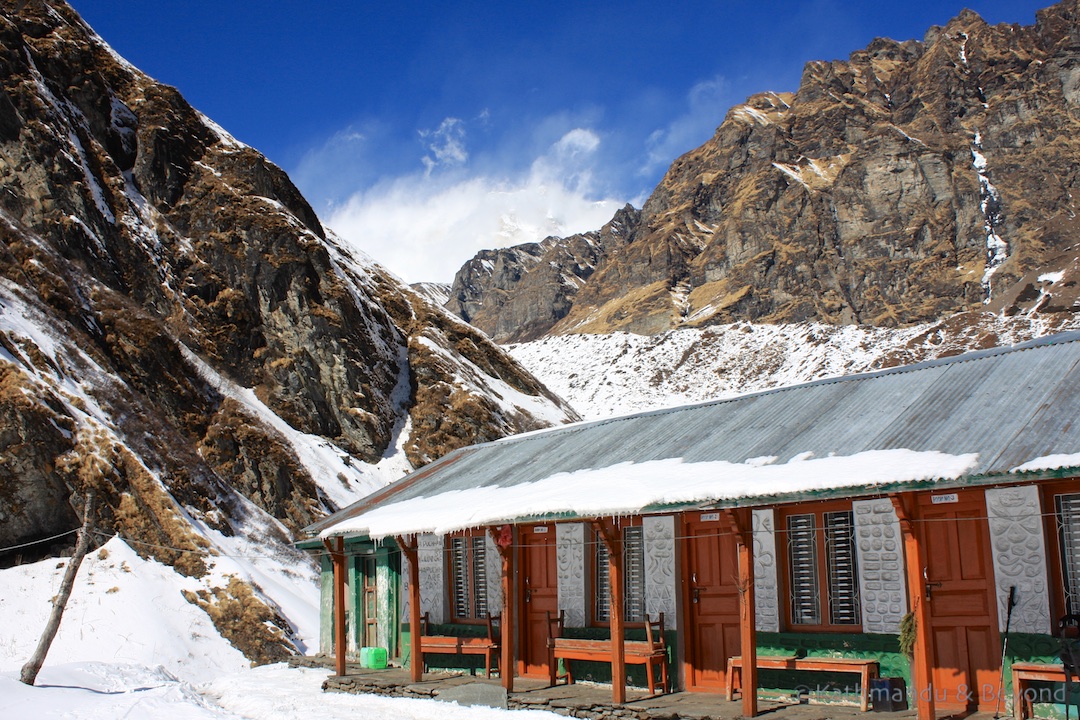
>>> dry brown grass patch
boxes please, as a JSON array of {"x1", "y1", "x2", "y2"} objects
[{"x1": 183, "y1": 577, "x2": 294, "y2": 665}]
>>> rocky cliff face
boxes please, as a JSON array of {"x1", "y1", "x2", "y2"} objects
[
  {"x1": 0, "y1": 0, "x2": 577, "y2": 658},
  {"x1": 446, "y1": 206, "x2": 639, "y2": 342},
  {"x1": 451, "y1": 1, "x2": 1080, "y2": 338}
]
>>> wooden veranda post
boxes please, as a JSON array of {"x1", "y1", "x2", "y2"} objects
[
  {"x1": 890, "y1": 493, "x2": 935, "y2": 720},
  {"x1": 395, "y1": 535, "x2": 423, "y2": 683},
  {"x1": 488, "y1": 524, "x2": 515, "y2": 692},
  {"x1": 594, "y1": 519, "x2": 627, "y2": 704},
  {"x1": 322, "y1": 537, "x2": 348, "y2": 677},
  {"x1": 724, "y1": 508, "x2": 757, "y2": 718}
]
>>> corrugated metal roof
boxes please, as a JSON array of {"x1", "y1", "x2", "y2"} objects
[{"x1": 308, "y1": 331, "x2": 1080, "y2": 537}]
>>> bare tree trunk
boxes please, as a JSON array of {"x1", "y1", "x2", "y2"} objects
[{"x1": 20, "y1": 490, "x2": 96, "y2": 686}]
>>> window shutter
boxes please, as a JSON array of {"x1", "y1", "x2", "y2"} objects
[
  {"x1": 824, "y1": 511, "x2": 860, "y2": 625},
  {"x1": 787, "y1": 514, "x2": 820, "y2": 625},
  {"x1": 1057, "y1": 493, "x2": 1080, "y2": 614},
  {"x1": 471, "y1": 535, "x2": 488, "y2": 618},
  {"x1": 450, "y1": 537, "x2": 470, "y2": 619},
  {"x1": 594, "y1": 526, "x2": 646, "y2": 623},
  {"x1": 595, "y1": 532, "x2": 611, "y2": 622},
  {"x1": 623, "y1": 526, "x2": 646, "y2": 623}
]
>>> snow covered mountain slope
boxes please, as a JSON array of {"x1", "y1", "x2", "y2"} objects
[
  {"x1": 0, "y1": 0, "x2": 576, "y2": 662},
  {"x1": 507, "y1": 312, "x2": 1080, "y2": 419}
]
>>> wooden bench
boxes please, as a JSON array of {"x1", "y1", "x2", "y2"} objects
[
  {"x1": 546, "y1": 610, "x2": 668, "y2": 695},
  {"x1": 1012, "y1": 662, "x2": 1076, "y2": 720},
  {"x1": 726, "y1": 655, "x2": 880, "y2": 711},
  {"x1": 416, "y1": 613, "x2": 500, "y2": 678}
]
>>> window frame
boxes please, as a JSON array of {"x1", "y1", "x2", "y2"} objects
[
  {"x1": 776, "y1": 500, "x2": 863, "y2": 633},
  {"x1": 446, "y1": 528, "x2": 489, "y2": 624},
  {"x1": 590, "y1": 519, "x2": 647, "y2": 626},
  {"x1": 1040, "y1": 479, "x2": 1080, "y2": 623}
]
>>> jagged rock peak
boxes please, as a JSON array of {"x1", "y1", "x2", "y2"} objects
[
  {"x1": 446, "y1": 1, "x2": 1080, "y2": 338},
  {"x1": 446, "y1": 204, "x2": 640, "y2": 342}
]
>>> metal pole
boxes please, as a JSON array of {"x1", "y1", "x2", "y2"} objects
[{"x1": 994, "y1": 586, "x2": 1017, "y2": 719}]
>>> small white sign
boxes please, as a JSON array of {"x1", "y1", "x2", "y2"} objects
[
  {"x1": 700, "y1": 512, "x2": 720, "y2": 522},
  {"x1": 532, "y1": 526, "x2": 549, "y2": 534},
  {"x1": 931, "y1": 493, "x2": 959, "y2": 505}
]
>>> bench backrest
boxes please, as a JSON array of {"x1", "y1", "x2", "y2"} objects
[
  {"x1": 546, "y1": 609, "x2": 665, "y2": 649},
  {"x1": 420, "y1": 612, "x2": 501, "y2": 643}
]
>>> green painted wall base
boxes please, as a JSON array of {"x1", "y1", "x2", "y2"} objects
[{"x1": 754, "y1": 632, "x2": 909, "y2": 706}]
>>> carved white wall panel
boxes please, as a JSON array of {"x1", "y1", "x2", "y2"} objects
[
  {"x1": 752, "y1": 509, "x2": 780, "y2": 632},
  {"x1": 643, "y1": 515, "x2": 677, "y2": 629},
  {"x1": 556, "y1": 522, "x2": 587, "y2": 627},
  {"x1": 418, "y1": 532, "x2": 445, "y2": 623},
  {"x1": 852, "y1": 499, "x2": 907, "y2": 634},
  {"x1": 485, "y1": 533, "x2": 504, "y2": 616},
  {"x1": 986, "y1": 485, "x2": 1051, "y2": 635}
]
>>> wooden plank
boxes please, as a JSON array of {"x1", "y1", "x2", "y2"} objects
[
  {"x1": 724, "y1": 508, "x2": 757, "y2": 718},
  {"x1": 1012, "y1": 663, "x2": 1070, "y2": 720},
  {"x1": 728, "y1": 656, "x2": 878, "y2": 711}
]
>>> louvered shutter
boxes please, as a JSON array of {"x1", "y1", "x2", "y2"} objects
[
  {"x1": 787, "y1": 513, "x2": 820, "y2": 625},
  {"x1": 471, "y1": 535, "x2": 488, "y2": 618},
  {"x1": 595, "y1": 532, "x2": 611, "y2": 622},
  {"x1": 450, "y1": 537, "x2": 470, "y2": 619},
  {"x1": 824, "y1": 511, "x2": 860, "y2": 625},
  {"x1": 623, "y1": 526, "x2": 646, "y2": 623},
  {"x1": 1057, "y1": 493, "x2": 1080, "y2": 614},
  {"x1": 594, "y1": 527, "x2": 646, "y2": 623}
]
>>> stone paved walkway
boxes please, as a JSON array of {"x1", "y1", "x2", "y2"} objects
[{"x1": 294, "y1": 656, "x2": 929, "y2": 720}]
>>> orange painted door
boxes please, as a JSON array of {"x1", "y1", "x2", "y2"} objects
[
  {"x1": 519, "y1": 523, "x2": 558, "y2": 678},
  {"x1": 920, "y1": 490, "x2": 1001, "y2": 712},
  {"x1": 682, "y1": 512, "x2": 742, "y2": 691}
]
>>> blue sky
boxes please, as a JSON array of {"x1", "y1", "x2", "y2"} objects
[{"x1": 72, "y1": 0, "x2": 1052, "y2": 282}]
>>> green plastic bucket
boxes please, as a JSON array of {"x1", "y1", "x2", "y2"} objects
[{"x1": 360, "y1": 646, "x2": 387, "y2": 669}]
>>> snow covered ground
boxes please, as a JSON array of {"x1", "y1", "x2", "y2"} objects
[
  {"x1": 0, "y1": 539, "x2": 558, "y2": 719},
  {"x1": 0, "y1": 663, "x2": 562, "y2": 719}
]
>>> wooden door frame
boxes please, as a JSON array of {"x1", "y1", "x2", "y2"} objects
[
  {"x1": 1039, "y1": 478, "x2": 1080, "y2": 620},
  {"x1": 898, "y1": 487, "x2": 997, "y2": 716},
  {"x1": 517, "y1": 522, "x2": 557, "y2": 679},
  {"x1": 680, "y1": 510, "x2": 742, "y2": 694}
]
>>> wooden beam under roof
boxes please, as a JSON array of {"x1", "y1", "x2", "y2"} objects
[
  {"x1": 723, "y1": 508, "x2": 758, "y2": 718},
  {"x1": 395, "y1": 534, "x2": 423, "y2": 683},
  {"x1": 487, "y1": 524, "x2": 516, "y2": 692},
  {"x1": 593, "y1": 518, "x2": 627, "y2": 704}
]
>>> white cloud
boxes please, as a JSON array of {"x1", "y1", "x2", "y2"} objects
[
  {"x1": 326, "y1": 128, "x2": 623, "y2": 284},
  {"x1": 420, "y1": 117, "x2": 468, "y2": 174}
]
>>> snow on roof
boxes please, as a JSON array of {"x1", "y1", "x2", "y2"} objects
[
  {"x1": 316, "y1": 331, "x2": 1080, "y2": 540},
  {"x1": 326, "y1": 450, "x2": 978, "y2": 540}
]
